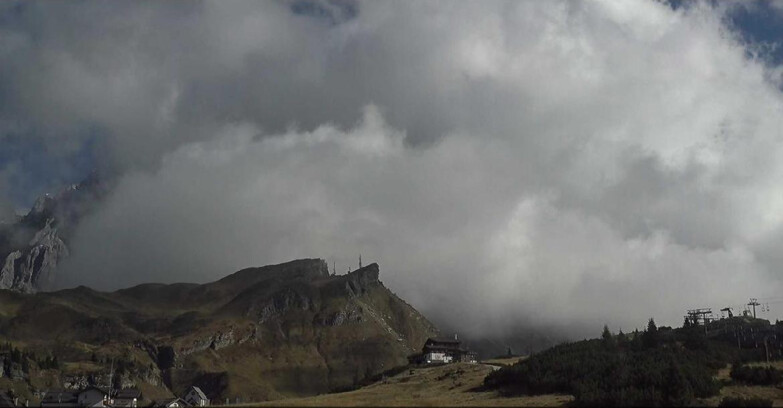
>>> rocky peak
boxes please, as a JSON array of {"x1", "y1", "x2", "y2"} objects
[
  {"x1": 0, "y1": 217, "x2": 68, "y2": 292},
  {"x1": 30, "y1": 195, "x2": 54, "y2": 215},
  {"x1": 346, "y1": 262, "x2": 380, "y2": 283},
  {"x1": 0, "y1": 172, "x2": 107, "y2": 293},
  {"x1": 341, "y1": 262, "x2": 380, "y2": 297}
]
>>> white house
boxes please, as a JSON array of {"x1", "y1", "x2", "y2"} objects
[
  {"x1": 424, "y1": 351, "x2": 453, "y2": 364},
  {"x1": 153, "y1": 398, "x2": 185, "y2": 408},
  {"x1": 408, "y1": 336, "x2": 478, "y2": 365},
  {"x1": 182, "y1": 386, "x2": 209, "y2": 407},
  {"x1": 112, "y1": 389, "x2": 141, "y2": 408},
  {"x1": 77, "y1": 386, "x2": 110, "y2": 407}
]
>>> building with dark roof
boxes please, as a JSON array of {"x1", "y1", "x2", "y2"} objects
[
  {"x1": 112, "y1": 388, "x2": 142, "y2": 408},
  {"x1": 182, "y1": 386, "x2": 209, "y2": 407},
  {"x1": 40, "y1": 390, "x2": 79, "y2": 407},
  {"x1": 77, "y1": 386, "x2": 110, "y2": 407},
  {"x1": 407, "y1": 336, "x2": 478, "y2": 365}
]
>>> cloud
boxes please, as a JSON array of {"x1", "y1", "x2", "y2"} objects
[
  {"x1": 0, "y1": 164, "x2": 19, "y2": 221},
  {"x1": 3, "y1": 0, "x2": 783, "y2": 337}
]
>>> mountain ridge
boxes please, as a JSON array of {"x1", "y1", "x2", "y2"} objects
[{"x1": 0, "y1": 258, "x2": 439, "y2": 404}]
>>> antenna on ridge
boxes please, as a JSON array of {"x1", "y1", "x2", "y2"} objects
[{"x1": 359, "y1": 254, "x2": 362, "y2": 269}]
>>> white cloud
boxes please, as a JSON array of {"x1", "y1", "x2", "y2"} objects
[
  {"x1": 485, "y1": 197, "x2": 774, "y2": 331},
  {"x1": 3, "y1": 0, "x2": 783, "y2": 336}
]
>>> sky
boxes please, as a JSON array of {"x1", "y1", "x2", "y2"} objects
[{"x1": 3, "y1": 0, "x2": 783, "y2": 338}]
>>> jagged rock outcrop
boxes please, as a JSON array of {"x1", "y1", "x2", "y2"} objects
[
  {"x1": 318, "y1": 302, "x2": 363, "y2": 326},
  {"x1": 63, "y1": 374, "x2": 91, "y2": 390},
  {"x1": 343, "y1": 263, "x2": 381, "y2": 297},
  {"x1": 0, "y1": 173, "x2": 106, "y2": 292},
  {"x1": 0, "y1": 219, "x2": 69, "y2": 292},
  {"x1": 0, "y1": 251, "x2": 20, "y2": 289},
  {"x1": 255, "y1": 289, "x2": 315, "y2": 323}
]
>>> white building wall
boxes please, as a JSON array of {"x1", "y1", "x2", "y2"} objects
[{"x1": 425, "y1": 352, "x2": 452, "y2": 363}]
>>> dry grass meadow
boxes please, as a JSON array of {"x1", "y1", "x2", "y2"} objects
[
  {"x1": 697, "y1": 363, "x2": 783, "y2": 407},
  {"x1": 245, "y1": 362, "x2": 571, "y2": 407},
  {"x1": 221, "y1": 360, "x2": 783, "y2": 407}
]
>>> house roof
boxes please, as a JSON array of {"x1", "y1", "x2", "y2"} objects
[
  {"x1": 42, "y1": 391, "x2": 79, "y2": 403},
  {"x1": 426, "y1": 337, "x2": 460, "y2": 345},
  {"x1": 80, "y1": 386, "x2": 110, "y2": 395},
  {"x1": 115, "y1": 388, "x2": 142, "y2": 399},
  {"x1": 188, "y1": 386, "x2": 208, "y2": 400}
]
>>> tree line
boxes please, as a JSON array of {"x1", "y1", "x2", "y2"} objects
[{"x1": 483, "y1": 318, "x2": 766, "y2": 406}]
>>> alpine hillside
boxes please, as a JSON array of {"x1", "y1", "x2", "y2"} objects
[{"x1": 0, "y1": 259, "x2": 439, "y2": 404}]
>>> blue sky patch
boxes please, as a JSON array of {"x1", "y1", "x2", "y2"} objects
[{"x1": 289, "y1": 0, "x2": 358, "y2": 25}]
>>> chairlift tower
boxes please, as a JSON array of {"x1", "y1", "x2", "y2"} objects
[{"x1": 748, "y1": 298, "x2": 760, "y2": 318}]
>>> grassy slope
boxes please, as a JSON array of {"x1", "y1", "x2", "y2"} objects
[
  {"x1": 482, "y1": 356, "x2": 527, "y2": 367},
  {"x1": 696, "y1": 363, "x2": 783, "y2": 407},
  {"x1": 162, "y1": 283, "x2": 436, "y2": 401},
  {"x1": 248, "y1": 362, "x2": 572, "y2": 407}
]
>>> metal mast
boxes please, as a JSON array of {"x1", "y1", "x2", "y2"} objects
[{"x1": 748, "y1": 298, "x2": 760, "y2": 318}]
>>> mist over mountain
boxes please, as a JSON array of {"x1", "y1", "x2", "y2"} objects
[
  {"x1": 3, "y1": 0, "x2": 783, "y2": 342},
  {"x1": 0, "y1": 173, "x2": 107, "y2": 292}
]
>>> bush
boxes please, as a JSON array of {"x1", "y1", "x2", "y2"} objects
[
  {"x1": 730, "y1": 364, "x2": 783, "y2": 386},
  {"x1": 484, "y1": 319, "x2": 727, "y2": 407},
  {"x1": 484, "y1": 340, "x2": 722, "y2": 406},
  {"x1": 719, "y1": 396, "x2": 773, "y2": 407}
]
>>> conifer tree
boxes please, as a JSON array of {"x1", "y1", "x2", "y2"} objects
[{"x1": 642, "y1": 318, "x2": 659, "y2": 349}]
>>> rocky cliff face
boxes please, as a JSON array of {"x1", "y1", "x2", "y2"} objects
[
  {"x1": 0, "y1": 174, "x2": 106, "y2": 292},
  {"x1": 0, "y1": 219, "x2": 69, "y2": 292}
]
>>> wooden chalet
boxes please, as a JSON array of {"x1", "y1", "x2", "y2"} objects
[{"x1": 408, "y1": 336, "x2": 478, "y2": 365}]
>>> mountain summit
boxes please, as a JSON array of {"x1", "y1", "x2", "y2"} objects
[
  {"x1": 0, "y1": 173, "x2": 108, "y2": 292},
  {"x1": 0, "y1": 258, "x2": 439, "y2": 403}
]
